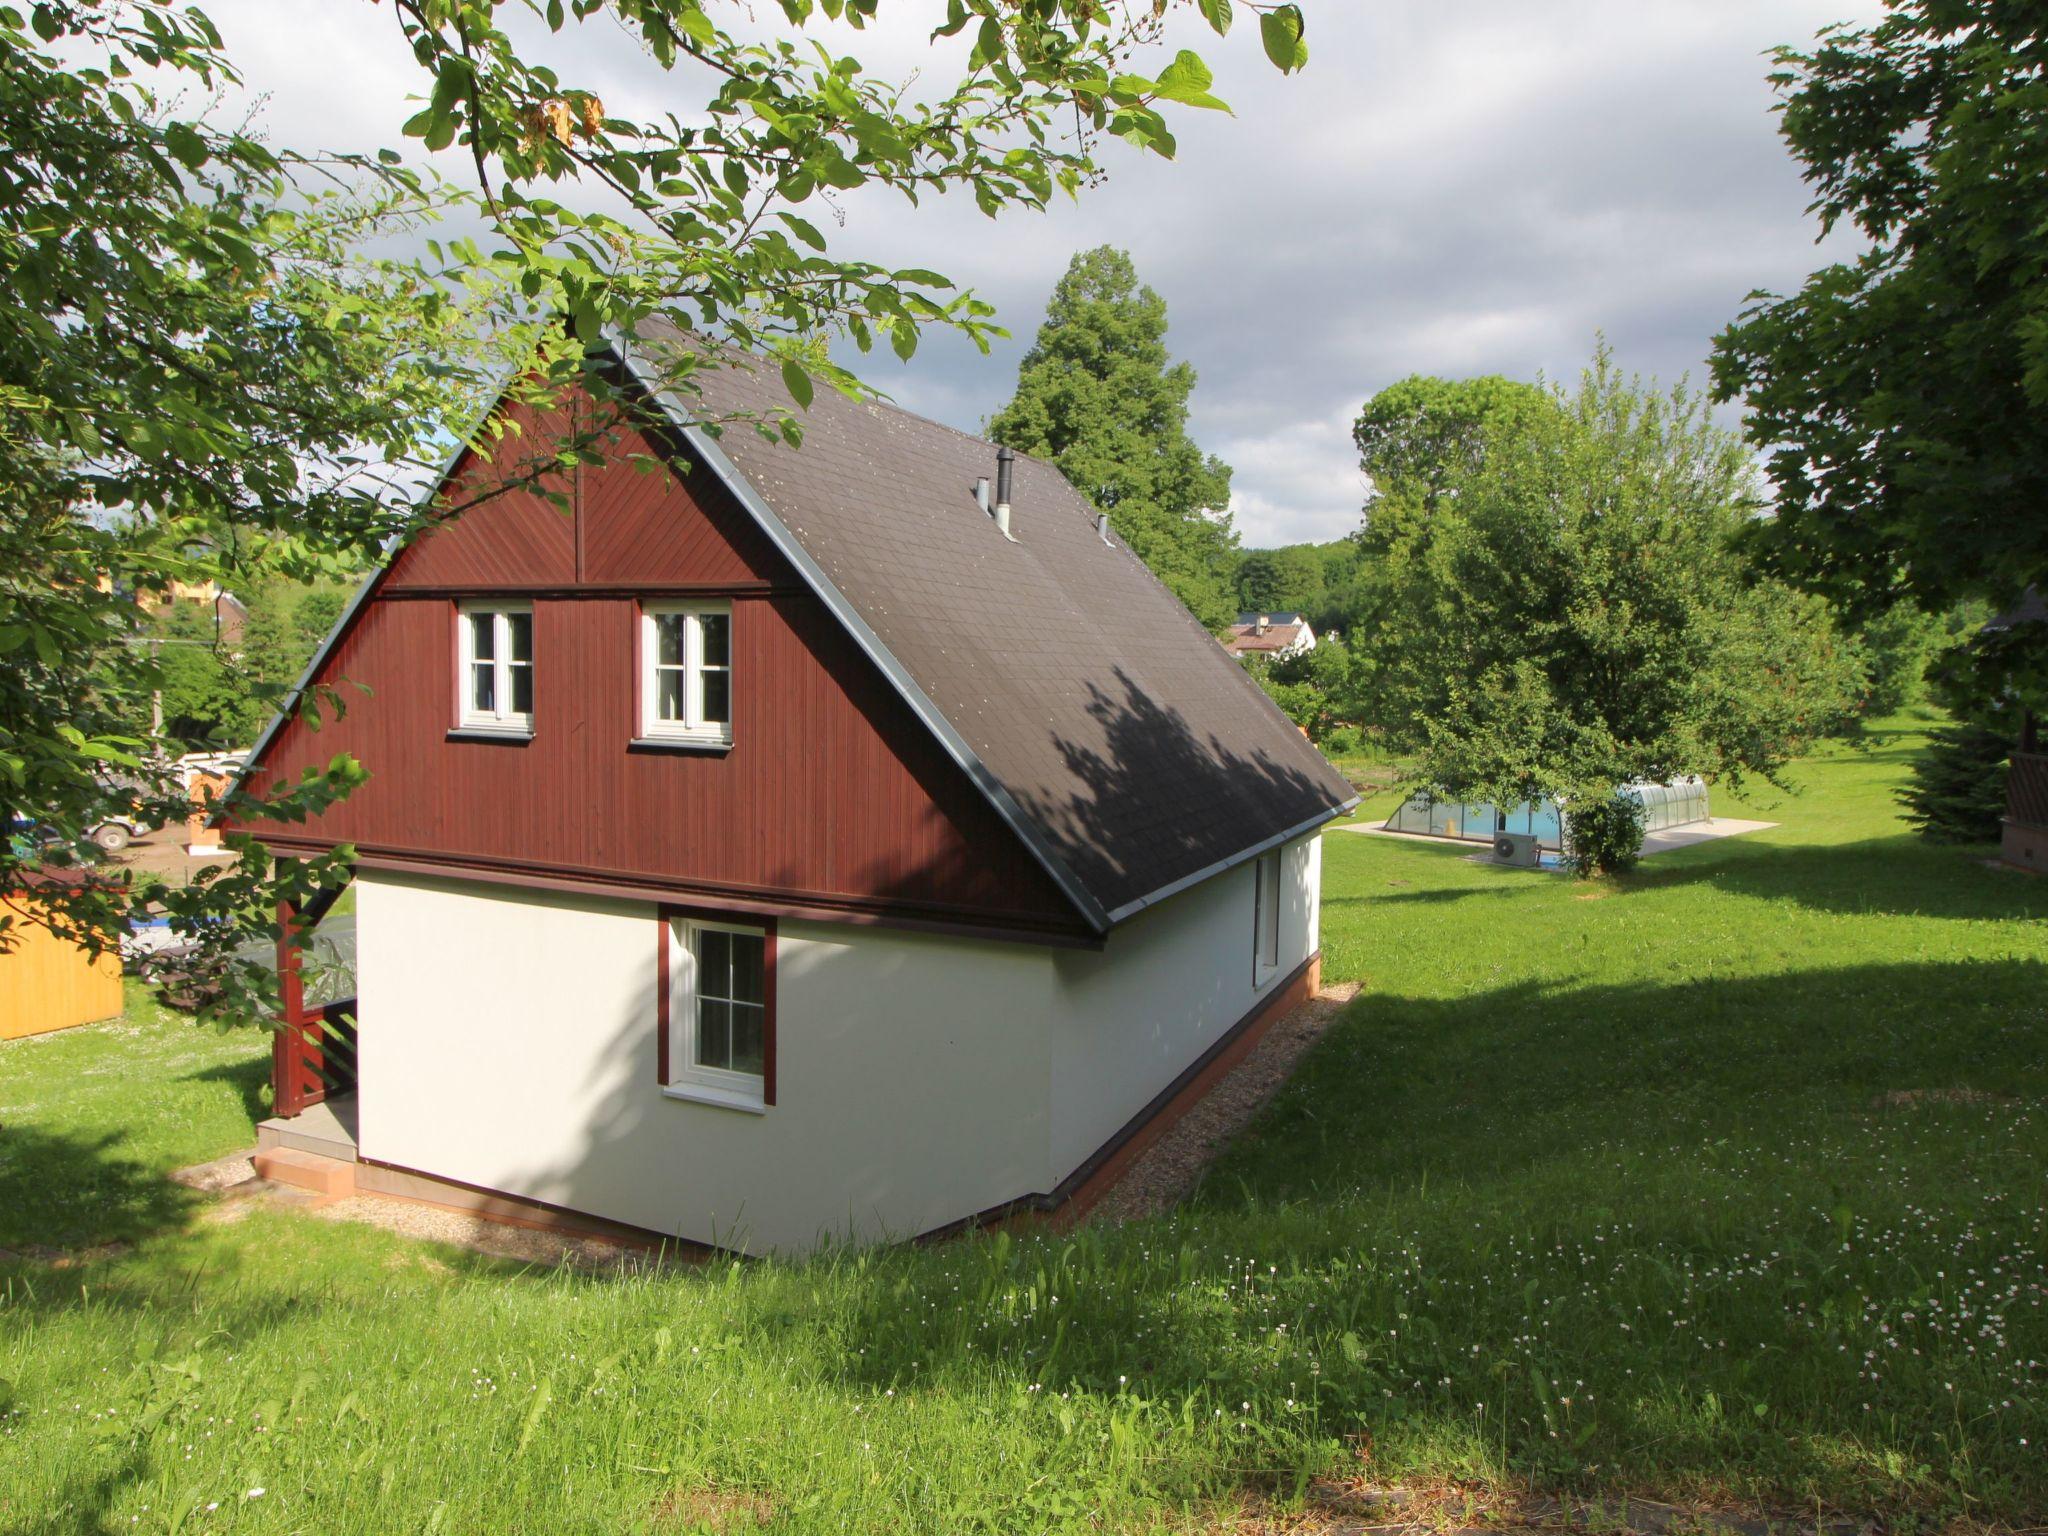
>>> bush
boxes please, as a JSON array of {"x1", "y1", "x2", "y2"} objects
[
  {"x1": 1561, "y1": 791, "x2": 1648, "y2": 877},
  {"x1": 1319, "y1": 724, "x2": 1367, "y2": 757},
  {"x1": 1899, "y1": 718, "x2": 2012, "y2": 842}
]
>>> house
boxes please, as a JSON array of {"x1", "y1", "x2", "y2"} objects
[
  {"x1": 222, "y1": 326, "x2": 1357, "y2": 1253},
  {"x1": 116, "y1": 577, "x2": 251, "y2": 647},
  {"x1": 1223, "y1": 611, "x2": 1316, "y2": 660}
]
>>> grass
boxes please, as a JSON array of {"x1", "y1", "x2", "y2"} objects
[
  {"x1": 0, "y1": 982, "x2": 270, "y2": 1251},
  {"x1": 2, "y1": 712, "x2": 2043, "y2": 1532}
]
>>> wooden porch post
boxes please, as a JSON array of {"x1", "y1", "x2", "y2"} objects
[{"x1": 272, "y1": 897, "x2": 307, "y2": 1118}]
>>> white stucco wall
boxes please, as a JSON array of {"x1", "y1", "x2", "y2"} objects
[
  {"x1": 353, "y1": 831, "x2": 1320, "y2": 1253},
  {"x1": 1046, "y1": 833, "x2": 1320, "y2": 1177}
]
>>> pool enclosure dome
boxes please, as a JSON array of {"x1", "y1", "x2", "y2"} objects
[{"x1": 1382, "y1": 778, "x2": 1710, "y2": 851}]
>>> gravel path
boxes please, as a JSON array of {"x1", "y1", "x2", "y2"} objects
[
  {"x1": 307, "y1": 1195, "x2": 667, "y2": 1270},
  {"x1": 1088, "y1": 982, "x2": 1360, "y2": 1224}
]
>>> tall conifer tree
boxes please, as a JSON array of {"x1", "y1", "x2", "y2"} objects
[{"x1": 988, "y1": 248, "x2": 1238, "y2": 627}]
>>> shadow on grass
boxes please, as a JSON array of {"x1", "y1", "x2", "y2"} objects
[
  {"x1": 182, "y1": 1053, "x2": 272, "y2": 1129},
  {"x1": 808, "y1": 954, "x2": 2048, "y2": 1515},
  {"x1": 1211, "y1": 955, "x2": 2048, "y2": 1202},
  {"x1": 0, "y1": 1123, "x2": 198, "y2": 1253},
  {"x1": 31, "y1": 1448, "x2": 149, "y2": 1536}
]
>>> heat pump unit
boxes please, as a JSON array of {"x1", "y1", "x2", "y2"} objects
[{"x1": 1492, "y1": 831, "x2": 1541, "y2": 868}]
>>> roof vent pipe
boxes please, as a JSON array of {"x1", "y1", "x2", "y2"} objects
[
  {"x1": 1095, "y1": 511, "x2": 1111, "y2": 544},
  {"x1": 993, "y1": 446, "x2": 1015, "y2": 540},
  {"x1": 975, "y1": 477, "x2": 991, "y2": 514}
]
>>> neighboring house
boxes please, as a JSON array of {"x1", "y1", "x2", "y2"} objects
[
  {"x1": 1989, "y1": 589, "x2": 2046, "y2": 873},
  {"x1": 1223, "y1": 611, "x2": 1316, "y2": 660},
  {"x1": 223, "y1": 326, "x2": 1357, "y2": 1253}
]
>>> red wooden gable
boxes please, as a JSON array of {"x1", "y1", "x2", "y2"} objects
[{"x1": 229, "y1": 394, "x2": 1086, "y2": 941}]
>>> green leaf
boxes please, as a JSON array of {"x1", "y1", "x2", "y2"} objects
[
  {"x1": 775, "y1": 212, "x2": 827, "y2": 250},
  {"x1": 1259, "y1": 5, "x2": 1308, "y2": 74},
  {"x1": 162, "y1": 121, "x2": 208, "y2": 171},
  {"x1": 1197, "y1": 0, "x2": 1232, "y2": 36},
  {"x1": 1154, "y1": 50, "x2": 1230, "y2": 112},
  {"x1": 780, "y1": 357, "x2": 814, "y2": 409},
  {"x1": 676, "y1": 4, "x2": 717, "y2": 48}
]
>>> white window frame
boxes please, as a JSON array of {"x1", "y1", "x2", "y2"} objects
[
  {"x1": 639, "y1": 602, "x2": 733, "y2": 745},
  {"x1": 456, "y1": 602, "x2": 534, "y2": 733},
  {"x1": 664, "y1": 917, "x2": 768, "y2": 1113},
  {"x1": 1252, "y1": 847, "x2": 1283, "y2": 987}
]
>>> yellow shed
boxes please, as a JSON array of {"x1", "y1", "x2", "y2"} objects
[{"x1": 0, "y1": 883, "x2": 124, "y2": 1040}]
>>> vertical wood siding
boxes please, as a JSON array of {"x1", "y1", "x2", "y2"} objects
[
  {"x1": 0, "y1": 897, "x2": 123, "y2": 1039},
  {"x1": 232, "y1": 393, "x2": 1080, "y2": 933}
]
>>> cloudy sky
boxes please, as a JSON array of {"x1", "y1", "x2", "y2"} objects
[{"x1": 202, "y1": 1, "x2": 1882, "y2": 547}]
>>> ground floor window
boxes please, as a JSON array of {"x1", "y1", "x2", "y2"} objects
[{"x1": 661, "y1": 912, "x2": 775, "y2": 1110}]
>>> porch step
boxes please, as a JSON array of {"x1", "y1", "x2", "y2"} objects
[
  {"x1": 255, "y1": 1096, "x2": 358, "y2": 1163},
  {"x1": 252, "y1": 1146, "x2": 356, "y2": 1199}
]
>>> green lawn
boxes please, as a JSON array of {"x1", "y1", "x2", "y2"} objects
[{"x1": 2, "y1": 714, "x2": 2043, "y2": 1532}]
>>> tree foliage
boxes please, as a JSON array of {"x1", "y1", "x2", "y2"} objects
[
  {"x1": 1232, "y1": 538, "x2": 1366, "y2": 631},
  {"x1": 1239, "y1": 630, "x2": 1361, "y2": 743},
  {"x1": 3, "y1": 0, "x2": 1307, "y2": 1011},
  {"x1": 1354, "y1": 373, "x2": 1555, "y2": 530},
  {"x1": 1711, "y1": 2, "x2": 2048, "y2": 700},
  {"x1": 987, "y1": 246, "x2": 1239, "y2": 627},
  {"x1": 1357, "y1": 350, "x2": 1865, "y2": 854}
]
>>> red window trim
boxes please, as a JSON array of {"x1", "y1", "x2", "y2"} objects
[{"x1": 656, "y1": 903, "x2": 777, "y2": 1107}]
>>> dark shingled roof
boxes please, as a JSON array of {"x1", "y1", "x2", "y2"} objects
[{"x1": 619, "y1": 328, "x2": 1356, "y2": 928}]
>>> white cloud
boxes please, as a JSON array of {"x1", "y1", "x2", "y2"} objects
[{"x1": 194, "y1": 0, "x2": 1885, "y2": 546}]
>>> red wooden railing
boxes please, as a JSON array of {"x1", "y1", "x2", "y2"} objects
[
  {"x1": 271, "y1": 1000, "x2": 359, "y2": 1118},
  {"x1": 2009, "y1": 751, "x2": 2048, "y2": 831},
  {"x1": 271, "y1": 895, "x2": 359, "y2": 1119}
]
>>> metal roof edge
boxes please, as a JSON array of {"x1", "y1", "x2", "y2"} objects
[
  {"x1": 1100, "y1": 796, "x2": 1359, "y2": 927},
  {"x1": 606, "y1": 334, "x2": 1114, "y2": 936}
]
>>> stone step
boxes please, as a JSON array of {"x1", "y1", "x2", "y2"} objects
[{"x1": 252, "y1": 1146, "x2": 356, "y2": 1199}]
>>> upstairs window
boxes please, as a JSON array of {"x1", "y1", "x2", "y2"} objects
[
  {"x1": 1252, "y1": 848, "x2": 1282, "y2": 985},
  {"x1": 640, "y1": 603, "x2": 732, "y2": 745},
  {"x1": 458, "y1": 604, "x2": 533, "y2": 733}
]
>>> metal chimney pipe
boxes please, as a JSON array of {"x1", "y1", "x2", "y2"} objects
[
  {"x1": 975, "y1": 477, "x2": 991, "y2": 513},
  {"x1": 993, "y1": 446, "x2": 1015, "y2": 539},
  {"x1": 1095, "y1": 511, "x2": 1111, "y2": 544}
]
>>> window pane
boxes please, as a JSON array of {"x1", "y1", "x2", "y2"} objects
[
  {"x1": 509, "y1": 661, "x2": 533, "y2": 716},
  {"x1": 505, "y1": 611, "x2": 532, "y2": 664},
  {"x1": 696, "y1": 929, "x2": 731, "y2": 999},
  {"x1": 470, "y1": 661, "x2": 496, "y2": 713},
  {"x1": 695, "y1": 999, "x2": 731, "y2": 1070},
  {"x1": 469, "y1": 612, "x2": 496, "y2": 662},
  {"x1": 730, "y1": 933, "x2": 764, "y2": 1004},
  {"x1": 655, "y1": 613, "x2": 684, "y2": 667},
  {"x1": 656, "y1": 668, "x2": 684, "y2": 722},
  {"x1": 700, "y1": 612, "x2": 730, "y2": 668},
  {"x1": 729, "y1": 1003, "x2": 765, "y2": 1076},
  {"x1": 701, "y1": 669, "x2": 730, "y2": 726}
]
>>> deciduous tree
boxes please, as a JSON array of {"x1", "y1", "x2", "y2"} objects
[
  {"x1": 1711, "y1": 2, "x2": 2048, "y2": 700},
  {"x1": 1361, "y1": 349, "x2": 1865, "y2": 870}
]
